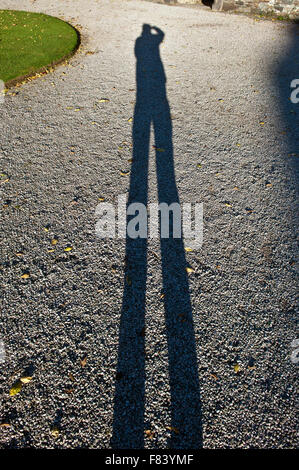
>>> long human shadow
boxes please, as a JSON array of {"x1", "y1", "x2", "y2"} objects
[
  {"x1": 111, "y1": 25, "x2": 202, "y2": 449},
  {"x1": 274, "y1": 23, "x2": 299, "y2": 182}
]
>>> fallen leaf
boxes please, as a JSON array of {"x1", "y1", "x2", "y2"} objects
[
  {"x1": 166, "y1": 426, "x2": 179, "y2": 434},
  {"x1": 9, "y1": 380, "x2": 23, "y2": 396},
  {"x1": 145, "y1": 430, "x2": 154, "y2": 439},
  {"x1": 50, "y1": 426, "x2": 60, "y2": 438},
  {"x1": 0, "y1": 423, "x2": 11, "y2": 428},
  {"x1": 234, "y1": 364, "x2": 240, "y2": 373},
  {"x1": 51, "y1": 239, "x2": 58, "y2": 246},
  {"x1": 153, "y1": 146, "x2": 165, "y2": 152},
  {"x1": 80, "y1": 356, "x2": 87, "y2": 368},
  {"x1": 98, "y1": 98, "x2": 110, "y2": 103},
  {"x1": 127, "y1": 117, "x2": 133, "y2": 122},
  {"x1": 20, "y1": 376, "x2": 33, "y2": 384},
  {"x1": 64, "y1": 246, "x2": 73, "y2": 252},
  {"x1": 120, "y1": 170, "x2": 130, "y2": 176},
  {"x1": 21, "y1": 273, "x2": 30, "y2": 279},
  {"x1": 186, "y1": 266, "x2": 195, "y2": 274}
]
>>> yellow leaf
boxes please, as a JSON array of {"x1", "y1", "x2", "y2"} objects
[
  {"x1": 166, "y1": 426, "x2": 180, "y2": 434},
  {"x1": 145, "y1": 430, "x2": 154, "y2": 439},
  {"x1": 0, "y1": 423, "x2": 11, "y2": 428},
  {"x1": 127, "y1": 117, "x2": 133, "y2": 122},
  {"x1": 234, "y1": 364, "x2": 240, "y2": 373},
  {"x1": 20, "y1": 376, "x2": 33, "y2": 384},
  {"x1": 10, "y1": 380, "x2": 23, "y2": 396},
  {"x1": 184, "y1": 247, "x2": 193, "y2": 252},
  {"x1": 99, "y1": 98, "x2": 110, "y2": 103},
  {"x1": 186, "y1": 267, "x2": 194, "y2": 273},
  {"x1": 64, "y1": 246, "x2": 73, "y2": 252},
  {"x1": 50, "y1": 426, "x2": 60, "y2": 438},
  {"x1": 48, "y1": 249, "x2": 55, "y2": 253},
  {"x1": 120, "y1": 170, "x2": 129, "y2": 176},
  {"x1": 51, "y1": 239, "x2": 58, "y2": 246},
  {"x1": 259, "y1": 121, "x2": 265, "y2": 126},
  {"x1": 21, "y1": 273, "x2": 30, "y2": 279}
]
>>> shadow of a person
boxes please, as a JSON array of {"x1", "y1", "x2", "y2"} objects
[{"x1": 111, "y1": 24, "x2": 202, "y2": 449}]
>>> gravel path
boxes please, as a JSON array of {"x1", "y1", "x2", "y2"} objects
[{"x1": 0, "y1": 0, "x2": 298, "y2": 449}]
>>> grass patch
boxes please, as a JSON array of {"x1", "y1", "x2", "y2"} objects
[{"x1": 0, "y1": 10, "x2": 79, "y2": 84}]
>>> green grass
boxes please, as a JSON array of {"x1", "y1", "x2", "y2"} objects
[{"x1": 0, "y1": 10, "x2": 79, "y2": 84}]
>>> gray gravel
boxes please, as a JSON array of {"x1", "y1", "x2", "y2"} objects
[{"x1": 0, "y1": 0, "x2": 298, "y2": 449}]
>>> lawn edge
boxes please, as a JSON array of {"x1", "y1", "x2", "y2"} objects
[{"x1": 2, "y1": 13, "x2": 81, "y2": 89}]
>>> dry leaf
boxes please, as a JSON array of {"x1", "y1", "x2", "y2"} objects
[
  {"x1": 80, "y1": 356, "x2": 87, "y2": 368},
  {"x1": 51, "y1": 239, "x2": 58, "y2": 246},
  {"x1": 64, "y1": 246, "x2": 73, "y2": 252},
  {"x1": 120, "y1": 170, "x2": 130, "y2": 176},
  {"x1": 21, "y1": 273, "x2": 30, "y2": 279},
  {"x1": 166, "y1": 426, "x2": 179, "y2": 434},
  {"x1": 98, "y1": 98, "x2": 110, "y2": 103},
  {"x1": 184, "y1": 247, "x2": 193, "y2": 252},
  {"x1": 153, "y1": 146, "x2": 165, "y2": 152},
  {"x1": 234, "y1": 364, "x2": 240, "y2": 373},
  {"x1": 9, "y1": 380, "x2": 23, "y2": 396},
  {"x1": 186, "y1": 267, "x2": 195, "y2": 274},
  {"x1": 20, "y1": 376, "x2": 32, "y2": 384},
  {"x1": 50, "y1": 426, "x2": 60, "y2": 438},
  {"x1": 0, "y1": 423, "x2": 11, "y2": 428}
]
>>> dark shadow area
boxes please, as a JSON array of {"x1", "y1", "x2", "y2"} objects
[
  {"x1": 202, "y1": 0, "x2": 214, "y2": 8},
  {"x1": 274, "y1": 24, "x2": 299, "y2": 181},
  {"x1": 111, "y1": 25, "x2": 202, "y2": 449}
]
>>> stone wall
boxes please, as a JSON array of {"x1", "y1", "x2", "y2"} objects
[
  {"x1": 170, "y1": 0, "x2": 299, "y2": 18},
  {"x1": 233, "y1": 0, "x2": 299, "y2": 17}
]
